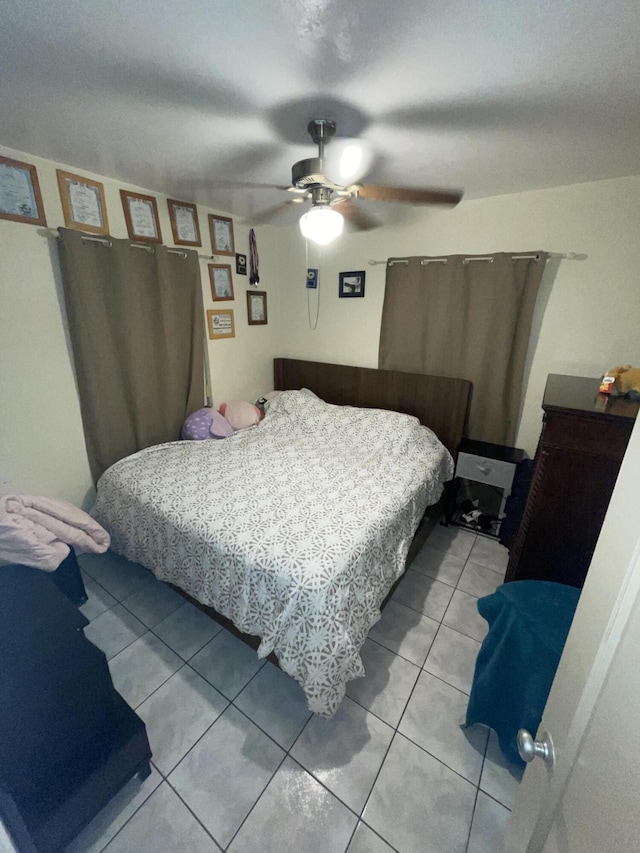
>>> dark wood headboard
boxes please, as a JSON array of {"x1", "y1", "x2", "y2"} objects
[{"x1": 274, "y1": 358, "x2": 471, "y2": 458}]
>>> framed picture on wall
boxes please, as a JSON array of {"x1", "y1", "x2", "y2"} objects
[
  {"x1": 207, "y1": 309, "x2": 235, "y2": 340},
  {"x1": 246, "y1": 290, "x2": 267, "y2": 325},
  {"x1": 120, "y1": 189, "x2": 162, "y2": 243},
  {"x1": 0, "y1": 155, "x2": 47, "y2": 226},
  {"x1": 339, "y1": 270, "x2": 365, "y2": 298},
  {"x1": 208, "y1": 214, "x2": 235, "y2": 256},
  {"x1": 236, "y1": 253, "x2": 247, "y2": 275},
  {"x1": 209, "y1": 264, "x2": 234, "y2": 301},
  {"x1": 57, "y1": 170, "x2": 109, "y2": 235},
  {"x1": 167, "y1": 198, "x2": 201, "y2": 246}
]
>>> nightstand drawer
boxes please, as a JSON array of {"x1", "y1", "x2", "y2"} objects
[{"x1": 455, "y1": 452, "x2": 517, "y2": 491}]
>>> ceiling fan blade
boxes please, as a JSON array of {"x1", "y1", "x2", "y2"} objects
[
  {"x1": 333, "y1": 198, "x2": 380, "y2": 231},
  {"x1": 356, "y1": 185, "x2": 463, "y2": 206},
  {"x1": 249, "y1": 199, "x2": 300, "y2": 225}
]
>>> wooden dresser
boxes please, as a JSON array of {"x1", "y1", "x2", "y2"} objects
[{"x1": 505, "y1": 374, "x2": 639, "y2": 588}]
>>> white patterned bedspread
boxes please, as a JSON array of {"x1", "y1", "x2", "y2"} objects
[{"x1": 93, "y1": 391, "x2": 453, "y2": 715}]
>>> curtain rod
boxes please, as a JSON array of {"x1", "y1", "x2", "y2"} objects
[
  {"x1": 41, "y1": 228, "x2": 218, "y2": 261},
  {"x1": 368, "y1": 252, "x2": 581, "y2": 267}
]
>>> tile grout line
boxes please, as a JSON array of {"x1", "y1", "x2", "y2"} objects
[
  {"x1": 95, "y1": 772, "x2": 163, "y2": 853},
  {"x1": 365, "y1": 631, "x2": 435, "y2": 669},
  {"x1": 463, "y1": 783, "x2": 482, "y2": 853}
]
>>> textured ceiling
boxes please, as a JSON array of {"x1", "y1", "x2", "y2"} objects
[{"x1": 2, "y1": 0, "x2": 639, "y2": 224}]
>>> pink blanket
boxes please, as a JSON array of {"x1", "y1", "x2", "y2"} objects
[{"x1": 0, "y1": 494, "x2": 110, "y2": 571}]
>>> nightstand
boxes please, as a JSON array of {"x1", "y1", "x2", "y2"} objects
[{"x1": 449, "y1": 438, "x2": 527, "y2": 537}]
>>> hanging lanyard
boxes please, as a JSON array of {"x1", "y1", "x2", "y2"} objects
[{"x1": 249, "y1": 228, "x2": 260, "y2": 286}]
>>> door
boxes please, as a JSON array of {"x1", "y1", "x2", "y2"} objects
[{"x1": 506, "y1": 414, "x2": 640, "y2": 852}]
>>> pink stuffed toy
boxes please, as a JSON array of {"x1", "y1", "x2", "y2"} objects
[{"x1": 218, "y1": 401, "x2": 262, "y2": 430}]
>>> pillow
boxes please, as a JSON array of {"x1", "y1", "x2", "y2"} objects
[
  {"x1": 218, "y1": 400, "x2": 262, "y2": 430},
  {"x1": 255, "y1": 390, "x2": 282, "y2": 415},
  {"x1": 300, "y1": 387, "x2": 322, "y2": 400},
  {"x1": 181, "y1": 407, "x2": 233, "y2": 440}
]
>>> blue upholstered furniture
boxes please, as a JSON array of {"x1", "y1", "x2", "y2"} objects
[
  {"x1": 0, "y1": 561, "x2": 151, "y2": 852},
  {"x1": 465, "y1": 580, "x2": 580, "y2": 765}
]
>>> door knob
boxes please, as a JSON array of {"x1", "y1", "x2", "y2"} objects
[{"x1": 517, "y1": 729, "x2": 555, "y2": 767}]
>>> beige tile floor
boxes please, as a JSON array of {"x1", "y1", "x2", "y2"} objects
[{"x1": 58, "y1": 526, "x2": 523, "y2": 853}]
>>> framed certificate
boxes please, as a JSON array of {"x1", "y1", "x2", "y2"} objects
[
  {"x1": 207, "y1": 309, "x2": 235, "y2": 340},
  {"x1": 167, "y1": 198, "x2": 201, "y2": 246},
  {"x1": 246, "y1": 290, "x2": 267, "y2": 325},
  {"x1": 120, "y1": 190, "x2": 162, "y2": 243},
  {"x1": 209, "y1": 264, "x2": 234, "y2": 301},
  {"x1": 57, "y1": 170, "x2": 109, "y2": 235},
  {"x1": 208, "y1": 214, "x2": 235, "y2": 256},
  {"x1": 0, "y1": 155, "x2": 47, "y2": 226}
]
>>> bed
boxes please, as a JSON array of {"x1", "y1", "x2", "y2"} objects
[{"x1": 93, "y1": 359, "x2": 471, "y2": 715}]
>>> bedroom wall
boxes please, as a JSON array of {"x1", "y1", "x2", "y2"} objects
[
  {"x1": 276, "y1": 174, "x2": 640, "y2": 455},
  {"x1": 0, "y1": 144, "x2": 284, "y2": 507}
]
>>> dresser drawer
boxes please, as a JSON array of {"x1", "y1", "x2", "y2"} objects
[
  {"x1": 542, "y1": 411, "x2": 633, "y2": 459},
  {"x1": 455, "y1": 452, "x2": 517, "y2": 491}
]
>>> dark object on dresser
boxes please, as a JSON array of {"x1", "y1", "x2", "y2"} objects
[
  {"x1": 0, "y1": 563, "x2": 152, "y2": 853},
  {"x1": 505, "y1": 374, "x2": 639, "y2": 588}
]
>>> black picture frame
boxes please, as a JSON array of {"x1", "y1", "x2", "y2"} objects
[
  {"x1": 235, "y1": 253, "x2": 247, "y2": 275},
  {"x1": 339, "y1": 270, "x2": 365, "y2": 298}
]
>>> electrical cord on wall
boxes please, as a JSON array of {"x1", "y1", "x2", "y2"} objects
[{"x1": 305, "y1": 238, "x2": 320, "y2": 331}]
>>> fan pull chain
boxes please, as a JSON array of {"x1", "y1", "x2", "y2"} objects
[
  {"x1": 306, "y1": 238, "x2": 320, "y2": 331},
  {"x1": 249, "y1": 228, "x2": 259, "y2": 286}
]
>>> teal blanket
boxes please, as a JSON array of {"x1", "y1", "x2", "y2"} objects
[{"x1": 465, "y1": 580, "x2": 580, "y2": 765}]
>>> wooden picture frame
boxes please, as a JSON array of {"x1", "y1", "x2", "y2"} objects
[
  {"x1": 167, "y1": 198, "x2": 201, "y2": 246},
  {"x1": 120, "y1": 190, "x2": 162, "y2": 243},
  {"x1": 207, "y1": 309, "x2": 235, "y2": 340},
  {"x1": 208, "y1": 214, "x2": 235, "y2": 256},
  {"x1": 246, "y1": 290, "x2": 267, "y2": 325},
  {"x1": 209, "y1": 264, "x2": 234, "y2": 301},
  {"x1": 339, "y1": 270, "x2": 366, "y2": 298},
  {"x1": 57, "y1": 170, "x2": 109, "y2": 235},
  {"x1": 0, "y1": 155, "x2": 47, "y2": 226}
]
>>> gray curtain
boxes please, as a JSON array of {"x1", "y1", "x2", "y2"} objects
[
  {"x1": 379, "y1": 252, "x2": 547, "y2": 445},
  {"x1": 58, "y1": 228, "x2": 205, "y2": 483}
]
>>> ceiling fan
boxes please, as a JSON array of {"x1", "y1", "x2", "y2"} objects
[{"x1": 252, "y1": 118, "x2": 463, "y2": 244}]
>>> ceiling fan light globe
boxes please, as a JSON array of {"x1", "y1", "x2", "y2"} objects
[{"x1": 299, "y1": 206, "x2": 344, "y2": 245}]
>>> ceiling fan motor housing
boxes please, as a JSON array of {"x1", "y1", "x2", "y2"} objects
[
  {"x1": 292, "y1": 157, "x2": 328, "y2": 190},
  {"x1": 291, "y1": 119, "x2": 340, "y2": 190}
]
